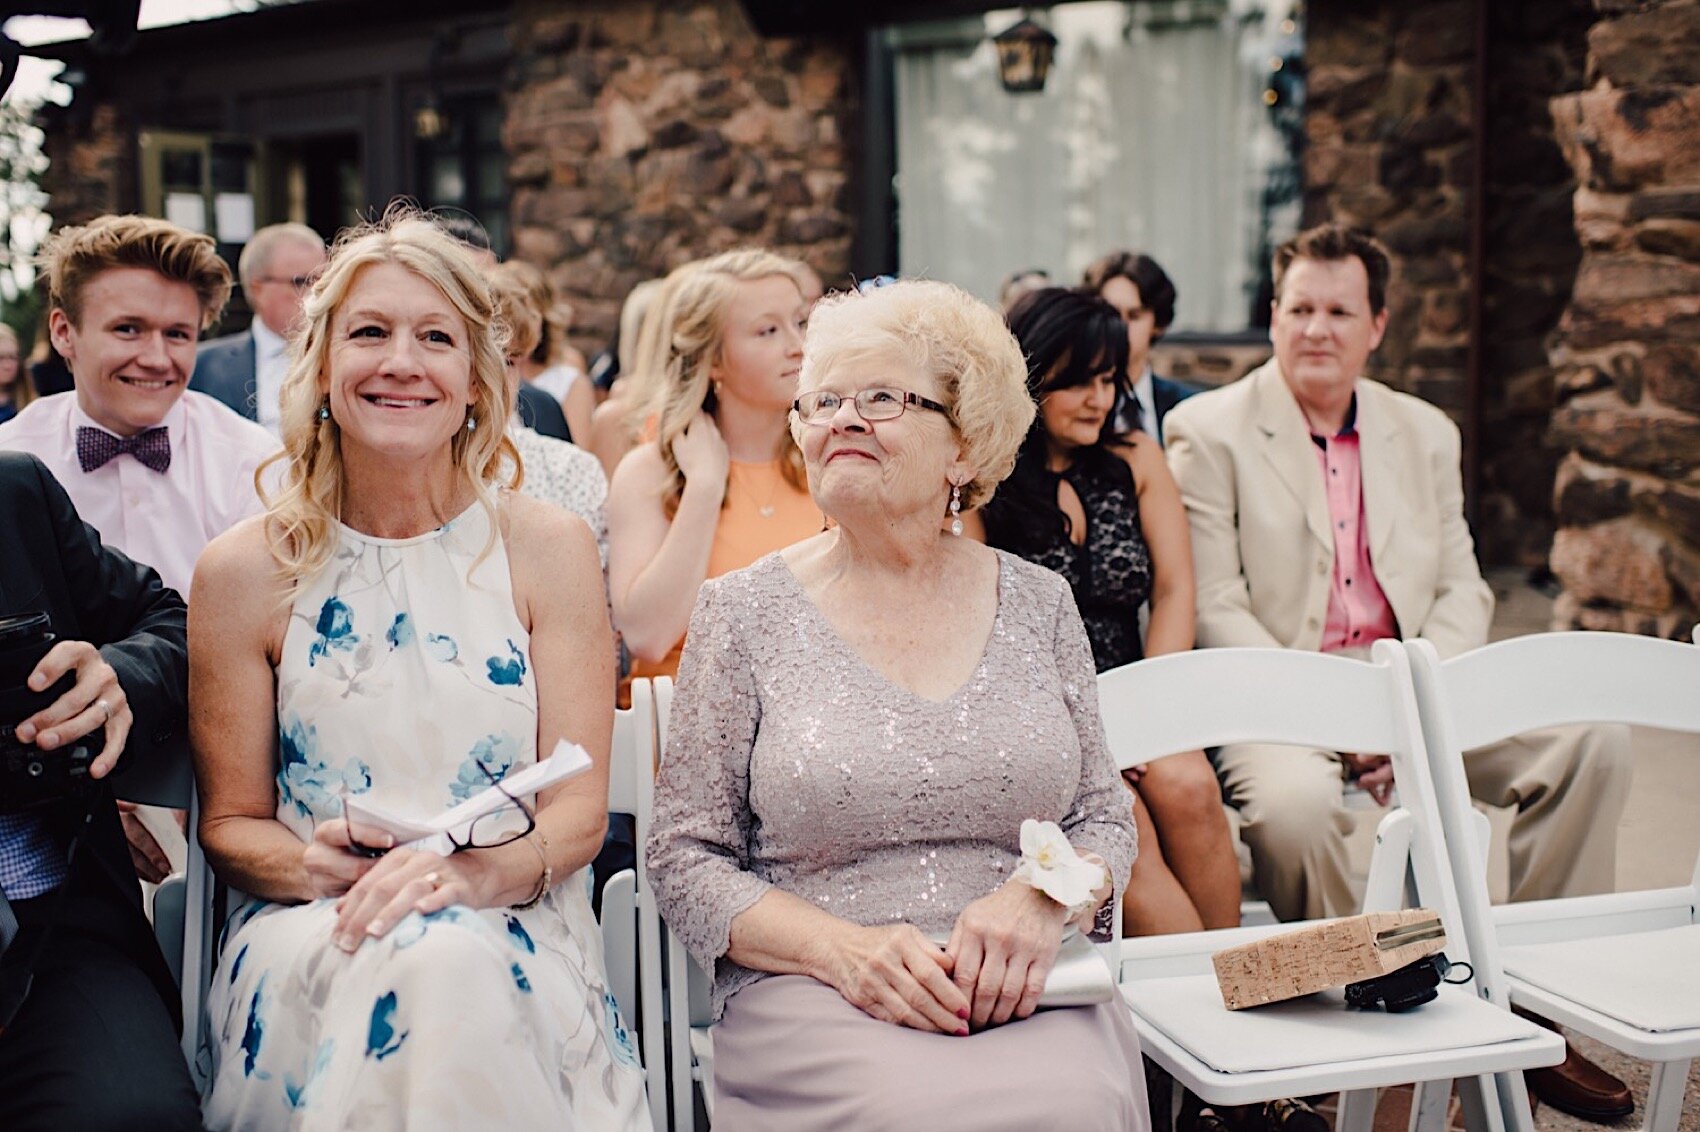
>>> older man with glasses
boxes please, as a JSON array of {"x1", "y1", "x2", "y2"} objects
[{"x1": 192, "y1": 222, "x2": 327, "y2": 434}]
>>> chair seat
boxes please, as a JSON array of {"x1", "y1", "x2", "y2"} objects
[
  {"x1": 1124, "y1": 976, "x2": 1564, "y2": 1104},
  {"x1": 1502, "y1": 925, "x2": 1700, "y2": 1060}
]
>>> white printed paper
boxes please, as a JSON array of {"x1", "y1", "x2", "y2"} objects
[{"x1": 342, "y1": 739, "x2": 593, "y2": 857}]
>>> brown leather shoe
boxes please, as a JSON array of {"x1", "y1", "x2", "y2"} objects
[{"x1": 1519, "y1": 1012, "x2": 1634, "y2": 1121}]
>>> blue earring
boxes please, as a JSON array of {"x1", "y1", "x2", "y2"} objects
[{"x1": 317, "y1": 400, "x2": 330, "y2": 422}]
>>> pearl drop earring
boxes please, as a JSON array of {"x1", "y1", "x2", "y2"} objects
[
  {"x1": 317, "y1": 400, "x2": 330, "y2": 422},
  {"x1": 949, "y1": 483, "x2": 963, "y2": 537},
  {"x1": 465, "y1": 414, "x2": 477, "y2": 432}
]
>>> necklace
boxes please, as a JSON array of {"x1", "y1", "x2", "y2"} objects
[{"x1": 731, "y1": 462, "x2": 781, "y2": 518}]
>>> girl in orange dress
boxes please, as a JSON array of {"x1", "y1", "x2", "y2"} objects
[{"x1": 605, "y1": 250, "x2": 822, "y2": 694}]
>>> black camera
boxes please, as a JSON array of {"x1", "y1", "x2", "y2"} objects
[
  {"x1": 1344, "y1": 953, "x2": 1462, "y2": 1013},
  {"x1": 0, "y1": 612, "x2": 94, "y2": 813}
]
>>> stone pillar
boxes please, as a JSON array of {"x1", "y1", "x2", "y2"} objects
[
  {"x1": 1303, "y1": 0, "x2": 1474, "y2": 414},
  {"x1": 1476, "y1": 1, "x2": 1593, "y2": 568},
  {"x1": 1547, "y1": 0, "x2": 1700, "y2": 637},
  {"x1": 505, "y1": 0, "x2": 857, "y2": 355}
]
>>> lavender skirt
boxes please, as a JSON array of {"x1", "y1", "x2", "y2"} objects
[{"x1": 712, "y1": 975, "x2": 1150, "y2": 1131}]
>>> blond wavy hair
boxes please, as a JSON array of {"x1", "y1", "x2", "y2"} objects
[
  {"x1": 652, "y1": 249, "x2": 809, "y2": 517},
  {"x1": 39, "y1": 213, "x2": 231, "y2": 330},
  {"x1": 798, "y1": 280, "x2": 1033, "y2": 510},
  {"x1": 485, "y1": 262, "x2": 545, "y2": 361},
  {"x1": 616, "y1": 263, "x2": 697, "y2": 430},
  {"x1": 261, "y1": 207, "x2": 519, "y2": 587}
]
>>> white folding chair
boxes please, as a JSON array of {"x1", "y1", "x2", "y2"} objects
[
  {"x1": 648, "y1": 676, "x2": 718, "y2": 1131},
  {"x1": 1098, "y1": 642, "x2": 1562, "y2": 1132},
  {"x1": 600, "y1": 678, "x2": 668, "y2": 1132},
  {"x1": 113, "y1": 735, "x2": 214, "y2": 1089},
  {"x1": 1406, "y1": 631, "x2": 1700, "y2": 1132}
]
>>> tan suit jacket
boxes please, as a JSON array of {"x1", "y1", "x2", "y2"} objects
[{"x1": 1165, "y1": 359, "x2": 1493, "y2": 660}]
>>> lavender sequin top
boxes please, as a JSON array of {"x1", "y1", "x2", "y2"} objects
[{"x1": 646, "y1": 550, "x2": 1138, "y2": 1020}]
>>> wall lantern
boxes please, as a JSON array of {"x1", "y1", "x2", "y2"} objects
[{"x1": 992, "y1": 16, "x2": 1058, "y2": 95}]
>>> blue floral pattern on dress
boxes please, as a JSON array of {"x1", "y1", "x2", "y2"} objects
[
  {"x1": 424, "y1": 633, "x2": 458, "y2": 663},
  {"x1": 386, "y1": 613, "x2": 414, "y2": 650},
  {"x1": 242, "y1": 975, "x2": 270, "y2": 1079},
  {"x1": 505, "y1": 915, "x2": 536, "y2": 954},
  {"x1": 366, "y1": 992, "x2": 407, "y2": 1061},
  {"x1": 284, "y1": 1039, "x2": 334, "y2": 1110},
  {"x1": 276, "y1": 715, "x2": 372, "y2": 820},
  {"x1": 510, "y1": 962, "x2": 533, "y2": 993},
  {"x1": 603, "y1": 991, "x2": 640, "y2": 1069},
  {"x1": 307, "y1": 597, "x2": 359, "y2": 667},
  {"x1": 449, "y1": 733, "x2": 519, "y2": 804},
  {"x1": 486, "y1": 639, "x2": 527, "y2": 685}
]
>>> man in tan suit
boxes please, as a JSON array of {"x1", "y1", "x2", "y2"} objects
[{"x1": 1166, "y1": 223, "x2": 1633, "y2": 1119}]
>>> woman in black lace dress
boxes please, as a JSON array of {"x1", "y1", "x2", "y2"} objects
[{"x1": 968, "y1": 288, "x2": 1239, "y2": 939}]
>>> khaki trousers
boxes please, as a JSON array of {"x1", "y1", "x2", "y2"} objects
[{"x1": 1215, "y1": 723, "x2": 1633, "y2": 922}]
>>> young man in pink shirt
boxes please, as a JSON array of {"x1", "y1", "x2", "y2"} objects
[
  {"x1": 0, "y1": 215, "x2": 278, "y2": 882},
  {"x1": 1165, "y1": 222, "x2": 1634, "y2": 1120}
]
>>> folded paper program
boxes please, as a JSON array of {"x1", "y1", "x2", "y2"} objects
[{"x1": 342, "y1": 739, "x2": 593, "y2": 856}]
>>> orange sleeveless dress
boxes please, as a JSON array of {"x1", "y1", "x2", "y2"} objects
[{"x1": 626, "y1": 459, "x2": 821, "y2": 688}]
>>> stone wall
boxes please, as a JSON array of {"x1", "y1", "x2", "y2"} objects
[
  {"x1": 1302, "y1": 0, "x2": 1475, "y2": 415},
  {"x1": 1303, "y1": 0, "x2": 1595, "y2": 568},
  {"x1": 1547, "y1": 0, "x2": 1700, "y2": 637},
  {"x1": 1477, "y1": 1, "x2": 1593, "y2": 567},
  {"x1": 505, "y1": 0, "x2": 859, "y2": 355}
]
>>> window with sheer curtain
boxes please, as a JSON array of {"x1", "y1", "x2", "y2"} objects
[{"x1": 892, "y1": 1, "x2": 1302, "y2": 333}]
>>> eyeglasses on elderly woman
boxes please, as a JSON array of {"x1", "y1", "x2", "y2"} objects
[{"x1": 792, "y1": 387, "x2": 950, "y2": 425}]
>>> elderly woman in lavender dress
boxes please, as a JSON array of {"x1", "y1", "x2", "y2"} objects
[{"x1": 647, "y1": 280, "x2": 1147, "y2": 1130}]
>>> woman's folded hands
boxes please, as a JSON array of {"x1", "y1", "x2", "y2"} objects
[
  {"x1": 946, "y1": 881, "x2": 1070, "y2": 1031},
  {"x1": 819, "y1": 922, "x2": 972, "y2": 1036},
  {"x1": 302, "y1": 819, "x2": 490, "y2": 952}
]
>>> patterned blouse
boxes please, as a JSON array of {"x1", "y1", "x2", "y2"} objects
[{"x1": 646, "y1": 550, "x2": 1137, "y2": 1020}]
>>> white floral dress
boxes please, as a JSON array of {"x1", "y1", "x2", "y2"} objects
[{"x1": 203, "y1": 501, "x2": 649, "y2": 1131}]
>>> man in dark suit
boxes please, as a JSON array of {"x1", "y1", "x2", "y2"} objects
[
  {"x1": 1081, "y1": 250, "x2": 1201, "y2": 444},
  {"x1": 0, "y1": 452, "x2": 199, "y2": 1129},
  {"x1": 192, "y1": 222, "x2": 326, "y2": 432}
]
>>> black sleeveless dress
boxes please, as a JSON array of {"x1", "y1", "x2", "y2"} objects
[{"x1": 983, "y1": 455, "x2": 1153, "y2": 672}]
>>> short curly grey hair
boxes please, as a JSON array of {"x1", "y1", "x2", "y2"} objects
[{"x1": 798, "y1": 280, "x2": 1033, "y2": 509}]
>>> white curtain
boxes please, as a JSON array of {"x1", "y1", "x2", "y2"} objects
[{"x1": 894, "y1": 2, "x2": 1296, "y2": 332}]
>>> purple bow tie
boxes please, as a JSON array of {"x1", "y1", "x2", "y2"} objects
[{"x1": 76, "y1": 425, "x2": 172, "y2": 475}]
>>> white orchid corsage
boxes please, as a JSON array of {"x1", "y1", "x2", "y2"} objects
[{"x1": 1012, "y1": 819, "x2": 1110, "y2": 922}]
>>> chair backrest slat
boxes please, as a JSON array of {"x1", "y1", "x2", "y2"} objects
[
  {"x1": 1435, "y1": 632, "x2": 1700, "y2": 751},
  {"x1": 1097, "y1": 648, "x2": 1415, "y2": 768}
]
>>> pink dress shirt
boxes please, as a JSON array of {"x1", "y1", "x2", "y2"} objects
[
  {"x1": 0, "y1": 391, "x2": 279, "y2": 595},
  {"x1": 1311, "y1": 410, "x2": 1399, "y2": 654}
]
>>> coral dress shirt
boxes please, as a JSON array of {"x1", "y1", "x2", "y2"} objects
[{"x1": 1310, "y1": 400, "x2": 1399, "y2": 654}]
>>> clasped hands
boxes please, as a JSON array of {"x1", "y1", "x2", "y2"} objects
[
  {"x1": 303, "y1": 820, "x2": 491, "y2": 953},
  {"x1": 823, "y1": 858, "x2": 1110, "y2": 1036}
]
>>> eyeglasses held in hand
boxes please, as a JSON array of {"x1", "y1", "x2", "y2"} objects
[
  {"x1": 341, "y1": 761, "x2": 536, "y2": 858},
  {"x1": 792, "y1": 387, "x2": 951, "y2": 425}
]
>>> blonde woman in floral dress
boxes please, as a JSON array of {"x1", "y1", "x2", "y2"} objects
[{"x1": 190, "y1": 210, "x2": 648, "y2": 1130}]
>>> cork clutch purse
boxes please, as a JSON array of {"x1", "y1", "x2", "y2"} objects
[{"x1": 1212, "y1": 908, "x2": 1447, "y2": 1010}]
